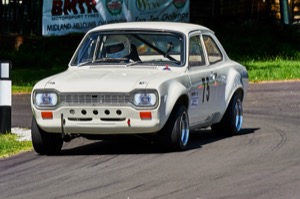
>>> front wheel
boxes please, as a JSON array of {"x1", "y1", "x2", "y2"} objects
[
  {"x1": 158, "y1": 105, "x2": 190, "y2": 151},
  {"x1": 212, "y1": 94, "x2": 243, "y2": 136},
  {"x1": 31, "y1": 117, "x2": 63, "y2": 155}
]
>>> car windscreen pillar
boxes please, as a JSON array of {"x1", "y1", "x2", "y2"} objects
[{"x1": 0, "y1": 61, "x2": 12, "y2": 134}]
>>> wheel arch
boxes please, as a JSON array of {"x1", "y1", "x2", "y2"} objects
[
  {"x1": 174, "y1": 95, "x2": 189, "y2": 109},
  {"x1": 235, "y1": 88, "x2": 244, "y2": 100},
  {"x1": 232, "y1": 87, "x2": 244, "y2": 102},
  {"x1": 159, "y1": 81, "x2": 190, "y2": 127},
  {"x1": 224, "y1": 67, "x2": 246, "y2": 108}
]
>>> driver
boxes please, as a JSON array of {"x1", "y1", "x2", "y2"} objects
[{"x1": 104, "y1": 35, "x2": 131, "y2": 59}]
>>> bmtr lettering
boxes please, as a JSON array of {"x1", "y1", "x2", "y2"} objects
[{"x1": 52, "y1": 0, "x2": 97, "y2": 16}]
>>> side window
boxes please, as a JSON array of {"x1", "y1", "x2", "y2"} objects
[
  {"x1": 203, "y1": 35, "x2": 223, "y2": 64},
  {"x1": 189, "y1": 36, "x2": 205, "y2": 67}
]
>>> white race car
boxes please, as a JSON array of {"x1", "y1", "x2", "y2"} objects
[{"x1": 31, "y1": 22, "x2": 248, "y2": 154}]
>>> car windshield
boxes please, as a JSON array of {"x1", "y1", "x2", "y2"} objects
[{"x1": 70, "y1": 31, "x2": 185, "y2": 67}]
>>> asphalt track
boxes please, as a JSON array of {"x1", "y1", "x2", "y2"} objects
[{"x1": 1, "y1": 82, "x2": 300, "y2": 199}]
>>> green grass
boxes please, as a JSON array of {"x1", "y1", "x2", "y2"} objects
[
  {"x1": 12, "y1": 67, "x2": 66, "y2": 93},
  {"x1": 12, "y1": 85, "x2": 33, "y2": 93},
  {"x1": 242, "y1": 59, "x2": 300, "y2": 82},
  {"x1": 0, "y1": 133, "x2": 32, "y2": 159}
]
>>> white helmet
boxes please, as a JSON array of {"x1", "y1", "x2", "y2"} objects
[{"x1": 104, "y1": 35, "x2": 131, "y2": 58}]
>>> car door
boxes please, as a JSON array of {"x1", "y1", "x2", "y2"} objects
[
  {"x1": 187, "y1": 33, "x2": 218, "y2": 127},
  {"x1": 202, "y1": 34, "x2": 227, "y2": 112}
]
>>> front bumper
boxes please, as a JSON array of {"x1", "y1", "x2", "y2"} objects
[{"x1": 32, "y1": 106, "x2": 163, "y2": 135}]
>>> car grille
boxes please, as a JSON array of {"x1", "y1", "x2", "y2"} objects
[{"x1": 59, "y1": 93, "x2": 131, "y2": 106}]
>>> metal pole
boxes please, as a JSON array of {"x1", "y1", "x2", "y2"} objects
[{"x1": 0, "y1": 61, "x2": 12, "y2": 134}]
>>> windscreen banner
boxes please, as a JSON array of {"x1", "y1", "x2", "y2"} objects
[{"x1": 42, "y1": 0, "x2": 190, "y2": 36}]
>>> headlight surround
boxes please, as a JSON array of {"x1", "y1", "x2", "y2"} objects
[
  {"x1": 34, "y1": 91, "x2": 58, "y2": 108},
  {"x1": 131, "y1": 90, "x2": 158, "y2": 108}
]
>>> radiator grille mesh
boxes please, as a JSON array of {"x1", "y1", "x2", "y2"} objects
[{"x1": 59, "y1": 93, "x2": 131, "y2": 106}]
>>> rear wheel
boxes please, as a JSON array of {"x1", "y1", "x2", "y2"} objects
[
  {"x1": 31, "y1": 117, "x2": 63, "y2": 155},
  {"x1": 212, "y1": 94, "x2": 243, "y2": 136},
  {"x1": 158, "y1": 105, "x2": 190, "y2": 151}
]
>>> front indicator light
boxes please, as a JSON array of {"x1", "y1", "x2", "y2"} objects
[
  {"x1": 140, "y1": 112, "x2": 152, "y2": 120},
  {"x1": 41, "y1": 111, "x2": 53, "y2": 119}
]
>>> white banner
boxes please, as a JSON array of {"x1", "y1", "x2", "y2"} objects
[{"x1": 42, "y1": 0, "x2": 190, "y2": 36}]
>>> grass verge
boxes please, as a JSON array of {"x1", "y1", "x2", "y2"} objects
[
  {"x1": 242, "y1": 59, "x2": 300, "y2": 82},
  {"x1": 0, "y1": 133, "x2": 32, "y2": 159},
  {"x1": 12, "y1": 67, "x2": 66, "y2": 93}
]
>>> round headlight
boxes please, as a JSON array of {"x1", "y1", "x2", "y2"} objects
[{"x1": 35, "y1": 92, "x2": 58, "y2": 107}]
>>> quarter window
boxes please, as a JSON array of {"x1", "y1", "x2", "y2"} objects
[{"x1": 203, "y1": 35, "x2": 223, "y2": 64}]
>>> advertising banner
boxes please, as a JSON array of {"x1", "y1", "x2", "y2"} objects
[
  {"x1": 42, "y1": 0, "x2": 190, "y2": 36},
  {"x1": 128, "y1": 0, "x2": 189, "y2": 22}
]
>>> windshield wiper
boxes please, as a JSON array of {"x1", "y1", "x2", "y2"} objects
[
  {"x1": 77, "y1": 58, "x2": 129, "y2": 67},
  {"x1": 126, "y1": 60, "x2": 142, "y2": 67},
  {"x1": 94, "y1": 58, "x2": 129, "y2": 62},
  {"x1": 77, "y1": 61, "x2": 92, "y2": 67}
]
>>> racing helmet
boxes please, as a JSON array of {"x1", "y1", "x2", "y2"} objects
[{"x1": 104, "y1": 35, "x2": 131, "y2": 58}]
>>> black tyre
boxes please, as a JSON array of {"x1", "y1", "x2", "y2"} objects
[
  {"x1": 31, "y1": 117, "x2": 63, "y2": 155},
  {"x1": 212, "y1": 93, "x2": 243, "y2": 136},
  {"x1": 158, "y1": 105, "x2": 190, "y2": 151}
]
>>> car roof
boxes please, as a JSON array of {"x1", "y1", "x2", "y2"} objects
[{"x1": 88, "y1": 22, "x2": 213, "y2": 35}]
